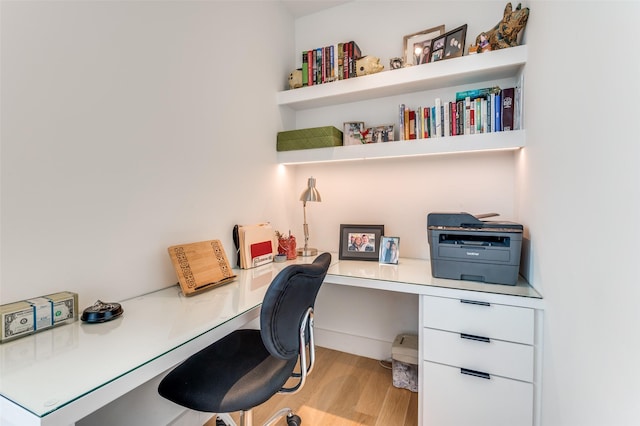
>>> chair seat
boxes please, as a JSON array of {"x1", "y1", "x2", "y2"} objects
[{"x1": 159, "y1": 329, "x2": 297, "y2": 413}]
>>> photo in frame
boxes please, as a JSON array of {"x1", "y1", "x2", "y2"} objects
[
  {"x1": 429, "y1": 24, "x2": 467, "y2": 62},
  {"x1": 339, "y1": 224, "x2": 384, "y2": 260},
  {"x1": 379, "y1": 236, "x2": 400, "y2": 264},
  {"x1": 403, "y1": 25, "x2": 445, "y2": 66},
  {"x1": 363, "y1": 124, "x2": 395, "y2": 143},
  {"x1": 343, "y1": 122, "x2": 365, "y2": 146}
]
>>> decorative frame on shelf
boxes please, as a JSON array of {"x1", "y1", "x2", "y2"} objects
[
  {"x1": 403, "y1": 25, "x2": 445, "y2": 66},
  {"x1": 339, "y1": 224, "x2": 385, "y2": 260},
  {"x1": 363, "y1": 124, "x2": 395, "y2": 143},
  {"x1": 379, "y1": 236, "x2": 400, "y2": 264},
  {"x1": 343, "y1": 122, "x2": 365, "y2": 145},
  {"x1": 430, "y1": 24, "x2": 467, "y2": 62}
]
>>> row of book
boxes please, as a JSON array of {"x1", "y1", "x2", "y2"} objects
[
  {"x1": 398, "y1": 86, "x2": 521, "y2": 140},
  {"x1": 301, "y1": 41, "x2": 362, "y2": 87}
]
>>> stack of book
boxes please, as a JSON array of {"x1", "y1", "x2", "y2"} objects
[
  {"x1": 301, "y1": 41, "x2": 362, "y2": 86},
  {"x1": 398, "y1": 86, "x2": 521, "y2": 140}
]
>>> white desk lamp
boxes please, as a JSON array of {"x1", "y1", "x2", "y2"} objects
[{"x1": 297, "y1": 176, "x2": 322, "y2": 257}]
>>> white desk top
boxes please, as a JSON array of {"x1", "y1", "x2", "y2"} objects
[
  {"x1": 0, "y1": 255, "x2": 541, "y2": 425},
  {"x1": 326, "y1": 257, "x2": 541, "y2": 299},
  {"x1": 0, "y1": 257, "x2": 319, "y2": 425}
]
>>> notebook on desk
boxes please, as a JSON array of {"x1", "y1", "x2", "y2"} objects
[{"x1": 167, "y1": 239, "x2": 237, "y2": 296}]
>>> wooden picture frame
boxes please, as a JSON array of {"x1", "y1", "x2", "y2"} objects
[
  {"x1": 339, "y1": 224, "x2": 384, "y2": 260},
  {"x1": 403, "y1": 25, "x2": 445, "y2": 66},
  {"x1": 430, "y1": 24, "x2": 467, "y2": 63}
]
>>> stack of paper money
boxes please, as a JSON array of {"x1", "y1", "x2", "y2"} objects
[{"x1": 1, "y1": 291, "x2": 78, "y2": 343}]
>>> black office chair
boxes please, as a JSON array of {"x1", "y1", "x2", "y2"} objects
[{"x1": 158, "y1": 253, "x2": 331, "y2": 426}]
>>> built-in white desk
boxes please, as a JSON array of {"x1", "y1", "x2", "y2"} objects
[
  {"x1": 324, "y1": 258, "x2": 543, "y2": 426},
  {"x1": 326, "y1": 258, "x2": 542, "y2": 306},
  {"x1": 0, "y1": 257, "x2": 323, "y2": 426},
  {"x1": 0, "y1": 256, "x2": 543, "y2": 426}
]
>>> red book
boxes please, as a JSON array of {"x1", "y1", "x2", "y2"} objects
[
  {"x1": 344, "y1": 43, "x2": 351, "y2": 79},
  {"x1": 409, "y1": 110, "x2": 416, "y2": 140},
  {"x1": 307, "y1": 50, "x2": 313, "y2": 86},
  {"x1": 470, "y1": 109, "x2": 475, "y2": 134},
  {"x1": 424, "y1": 107, "x2": 430, "y2": 138}
]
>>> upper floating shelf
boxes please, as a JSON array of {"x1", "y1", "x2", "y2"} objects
[{"x1": 276, "y1": 45, "x2": 527, "y2": 110}]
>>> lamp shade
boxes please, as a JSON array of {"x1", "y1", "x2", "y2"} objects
[{"x1": 300, "y1": 177, "x2": 322, "y2": 202}]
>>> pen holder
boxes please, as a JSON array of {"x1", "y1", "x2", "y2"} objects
[{"x1": 278, "y1": 235, "x2": 297, "y2": 260}]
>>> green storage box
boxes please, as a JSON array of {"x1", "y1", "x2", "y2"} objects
[{"x1": 277, "y1": 126, "x2": 343, "y2": 151}]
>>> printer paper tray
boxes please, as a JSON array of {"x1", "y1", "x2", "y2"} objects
[{"x1": 438, "y1": 246, "x2": 511, "y2": 263}]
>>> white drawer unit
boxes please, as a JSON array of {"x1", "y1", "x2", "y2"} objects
[
  {"x1": 422, "y1": 293, "x2": 534, "y2": 344},
  {"x1": 422, "y1": 361, "x2": 533, "y2": 426},
  {"x1": 422, "y1": 327, "x2": 534, "y2": 382},
  {"x1": 421, "y1": 294, "x2": 538, "y2": 426}
]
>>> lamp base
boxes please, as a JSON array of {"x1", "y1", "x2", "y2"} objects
[{"x1": 296, "y1": 247, "x2": 318, "y2": 257}]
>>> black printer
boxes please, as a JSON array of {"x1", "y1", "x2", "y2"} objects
[{"x1": 427, "y1": 212, "x2": 523, "y2": 286}]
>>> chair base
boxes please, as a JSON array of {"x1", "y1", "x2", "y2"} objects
[{"x1": 215, "y1": 407, "x2": 301, "y2": 426}]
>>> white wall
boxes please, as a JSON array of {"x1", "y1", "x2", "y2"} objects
[
  {"x1": 1, "y1": 1, "x2": 296, "y2": 308},
  {"x1": 3, "y1": 1, "x2": 640, "y2": 426},
  {"x1": 290, "y1": 0, "x2": 520, "y2": 259},
  {"x1": 520, "y1": 2, "x2": 640, "y2": 425},
  {"x1": 292, "y1": 1, "x2": 640, "y2": 426},
  {"x1": 290, "y1": 0, "x2": 522, "y2": 370}
]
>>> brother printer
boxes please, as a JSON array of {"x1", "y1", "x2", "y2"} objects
[{"x1": 427, "y1": 212, "x2": 523, "y2": 286}]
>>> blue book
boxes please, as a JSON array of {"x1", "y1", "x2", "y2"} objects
[
  {"x1": 494, "y1": 93, "x2": 502, "y2": 131},
  {"x1": 431, "y1": 106, "x2": 437, "y2": 137},
  {"x1": 399, "y1": 104, "x2": 405, "y2": 141},
  {"x1": 455, "y1": 86, "x2": 501, "y2": 102}
]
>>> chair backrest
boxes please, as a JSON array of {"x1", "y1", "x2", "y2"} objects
[{"x1": 260, "y1": 253, "x2": 331, "y2": 360}]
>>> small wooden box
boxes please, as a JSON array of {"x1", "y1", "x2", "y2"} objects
[{"x1": 277, "y1": 126, "x2": 343, "y2": 151}]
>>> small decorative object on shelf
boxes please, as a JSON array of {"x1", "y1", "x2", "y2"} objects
[
  {"x1": 363, "y1": 124, "x2": 395, "y2": 143},
  {"x1": 343, "y1": 122, "x2": 365, "y2": 145},
  {"x1": 288, "y1": 68, "x2": 303, "y2": 90},
  {"x1": 468, "y1": 2, "x2": 529, "y2": 54},
  {"x1": 389, "y1": 57, "x2": 404, "y2": 69},
  {"x1": 343, "y1": 122, "x2": 394, "y2": 144},
  {"x1": 355, "y1": 56, "x2": 384, "y2": 76},
  {"x1": 277, "y1": 126, "x2": 343, "y2": 151},
  {"x1": 429, "y1": 24, "x2": 467, "y2": 62},
  {"x1": 403, "y1": 25, "x2": 445, "y2": 66}
]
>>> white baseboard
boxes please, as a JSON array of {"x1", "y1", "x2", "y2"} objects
[
  {"x1": 168, "y1": 409, "x2": 212, "y2": 426},
  {"x1": 315, "y1": 327, "x2": 393, "y2": 361}
]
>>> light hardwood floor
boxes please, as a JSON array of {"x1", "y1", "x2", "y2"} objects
[{"x1": 204, "y1": 346, "x2": 418, "y2": 426}]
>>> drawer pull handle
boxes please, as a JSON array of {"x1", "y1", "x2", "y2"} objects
[
  {"x1": 460, "y1": 333, "x2": 491, "y2": 343},
  {"x1": 461, "y1": 368, "x2": 491, "y2": 380},
  {"x1": 460, "y1": 299, "x2": 491, "y2": 307}
]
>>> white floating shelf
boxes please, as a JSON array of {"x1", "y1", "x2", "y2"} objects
[
  {"x1": 277, "y1": 130, "x2": 525, "y2": 165},
  {"x1": 276, "y1": 46, "x2": 527, "y2": 110}
]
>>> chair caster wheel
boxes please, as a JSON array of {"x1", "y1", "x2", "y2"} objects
[{"x1": 286, "y1": 414, "x2": 302, "y2": 426}]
